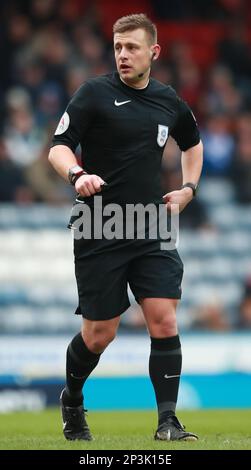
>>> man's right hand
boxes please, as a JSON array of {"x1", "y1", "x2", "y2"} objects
[{"x1": 75, "y1": 174, "x2": 106, "y2": 197}]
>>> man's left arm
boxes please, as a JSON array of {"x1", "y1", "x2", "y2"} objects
[{"x1": 163, "y1": 140, "x2": 203, "y2": 212}]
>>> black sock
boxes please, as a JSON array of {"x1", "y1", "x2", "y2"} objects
[
  {"x1": 64, "y1": 333, "x2": 101, "y2": 406},
  {"x1": 149, "y1": 335, "x2": 182, "y2": 425}
]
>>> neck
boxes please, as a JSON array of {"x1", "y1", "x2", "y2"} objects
[{"x1": 119, "y1": 74, "x2": 150, "y2": 90}]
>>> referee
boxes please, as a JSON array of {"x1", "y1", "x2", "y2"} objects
[{"x1": 49, "y1": 14, "x2": 203, "y2": 441}]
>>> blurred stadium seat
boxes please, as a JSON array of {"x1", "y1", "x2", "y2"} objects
[{"x1": 0, "y1": 201, "x2": 250, "y2": 333}]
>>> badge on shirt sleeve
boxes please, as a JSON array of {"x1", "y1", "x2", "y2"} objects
[
  {"x1": 157, "y1": 124, "x2": 169, "y2": 147},
  {"x1": 55, "y1": 111, "x2": 70, "y2": 135}
]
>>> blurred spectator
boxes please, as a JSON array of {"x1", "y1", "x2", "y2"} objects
[
  {"x1": 151, "y1": 0, "x2": 247, "y2": 20},
  {"x1": 235, "y1": 112, "x2": 251, "y2": 140},
  {"x1": 18, "y1": 59, "x2": 46, "y2": 105},
  {"x1": 151, "y1": 0, "x2": 187, "y2": 19},
  {"x1": 218, "y1": 21, "x2": 251, "y2": 80},
  {"x1": 176, "y1": 61, "x2": 202, "y2": 111},
  {"x1": 65, "y1": 66, "x2": 89, "y2": 98},
  {"x1": 7, "y1": 14, "x2": 32, "y2": 46},
  {"x1": 120, "y1": 304, "x2": 146, "y2": 331},
  {"x1": 27, "y1": 0, "x2": 57, "y2": 28},
  {"x1": 230, "y1": 113, "x2": 251, "y2": 203},
  {"x1": 191, "y1": 300, "x2": 231, "y2": 331},
  {"x1": 38, "y1": 29, "x2": 71, "y2": 86},
  {"x1": 169, "y1": 41, "x2": 193, "y2": 71},
  {"x1": 1, "y1": 12, "x2": 33, "y2": 92},
  {"x1": 230, "y1": 137, "x2": 251, "y2": 203},
  {"x1": 0, "y1": 138, "x2": 32, "y2": 202},
  {"x1": 151, "y1": 63, "x2": 174, "y2": 87},
  {"x1": 236, "y1": 278, "x2": 251, "y2": 329},
  {"x1": 217, "y1": 0, "x2": 247, "y2": 20},
  {"x1": 201, "y1": 113, "x2": 235, "y2": 176},
  {"x1": 4, "y1": 88, "x2": 47, "y2": 167},
  {"x1": 25, "y1": 146, "x2": 74, "y2": 203},
  {"x1": 202, "y1": 65, "x2": 244, "y2": 116},
  {"x1": 35, "y1": 82, "x2": 66, "y2": 127}
]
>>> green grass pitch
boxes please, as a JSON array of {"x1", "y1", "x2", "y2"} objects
[{"x1": 0, "y1": 409, "x2": 251, "y2": 450}]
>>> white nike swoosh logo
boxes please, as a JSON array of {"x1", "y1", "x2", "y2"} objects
[
  {"x1": 164, "y1": 374, "x2": 180, "y2": 379},
  {"x1": 114, "y1": 99, "x2": 131, "y2": 106},
  {"x1": 75, "y1": 197, "x2": 86, "y2": 203},
  {"x1": 70, "y1": 373, "x2": 86, "y2": 379}
]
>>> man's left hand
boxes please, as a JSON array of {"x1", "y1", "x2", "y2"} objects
[{"x1": 163, "y1": 187, "x2": 193, "y2": 213}]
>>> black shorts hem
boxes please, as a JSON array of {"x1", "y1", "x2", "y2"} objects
[
  {"x1": 74, "y1": 301, "x2": 130, "y2": 321},
  {"x1": 135, "y1": 291, "x2": 182, "y2": 304}
]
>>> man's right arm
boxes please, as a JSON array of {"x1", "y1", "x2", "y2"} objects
[
  {"x1": 48, "y1": 144, "x2": 105, "y2": 197},
  {"x1": 48, "y1": 144, "x2": 79, "y2": 182},
  {"x1": 48, "y1": 81, "x2": 105, "y2": 196}
]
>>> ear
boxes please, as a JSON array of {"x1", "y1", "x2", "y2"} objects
[{"x1": 151, "y1": 44, "x2": 161, "y2": 61}]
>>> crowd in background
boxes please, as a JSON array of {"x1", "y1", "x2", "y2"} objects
[
  {"x1": 0, "y1": 0, "x2": 251, "y2": 206},
  {"x1": 0, "y1": 0, "x2": 251, "y2": 332}
]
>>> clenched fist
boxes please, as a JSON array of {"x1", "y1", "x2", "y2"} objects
[{"x1": 75, "y1": 174, "x2": 106, "y2": 197}]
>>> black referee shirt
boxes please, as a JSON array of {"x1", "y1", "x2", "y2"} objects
[{"x1": 51, "y1": 72, "x2": 200, "y2": 207}]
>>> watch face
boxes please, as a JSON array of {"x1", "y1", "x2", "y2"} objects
[
  {"x1": 72, "y1": 165, "x2": 83, "y2": 175},
  {"x1": 68, "y1": 165, "x2": 85, "y2": 185}
]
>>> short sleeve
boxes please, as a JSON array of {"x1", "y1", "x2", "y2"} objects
[
  {"x1": 51, "y1": 82, "x2": 94, "y2": 152},
  {"x1": 170, "y1": 98, "x2": 200, "y2": 151}
]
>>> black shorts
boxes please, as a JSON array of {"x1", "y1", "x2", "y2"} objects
[{"x1": 74, "y1": 238, "x2": 183, "y2": 321}]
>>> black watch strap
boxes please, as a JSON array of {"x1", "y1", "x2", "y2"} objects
[
  {"x1": 68, "y1": 165, "x2": 88, "y2": 186},
  {"x1": 181, "y1": 182, "x2": 197, "y2": 197}
]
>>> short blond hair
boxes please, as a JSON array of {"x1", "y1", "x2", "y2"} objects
[{"x1": 113, "y1": 13, "x2": 157, "y2": 44}]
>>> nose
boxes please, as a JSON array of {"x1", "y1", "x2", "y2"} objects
[{"x1": 119, "y1": 47, "x2": 128, "y2": 60}]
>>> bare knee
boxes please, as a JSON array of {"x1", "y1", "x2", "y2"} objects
[
  {"x1": 81, "y1": 325, "x2": 116, "y2": 354},
  {"x1": 141, "y1": 298, "x2": 178, "y2": 337},
  {"x1": 147, "y1": 309, "x2": 177, "y2": 338}
]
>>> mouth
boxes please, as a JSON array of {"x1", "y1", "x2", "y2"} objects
[{"x1": 120, "y1": 64, "x2": 132, "y2": 72}]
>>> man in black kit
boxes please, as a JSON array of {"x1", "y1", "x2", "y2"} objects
[{"x1": 49, "y1": 14, "x2": 203, "y2": 442}]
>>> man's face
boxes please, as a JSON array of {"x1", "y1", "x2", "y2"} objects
[{"x1": 114, "y1": 28, "x2": 153, "y2": 84}]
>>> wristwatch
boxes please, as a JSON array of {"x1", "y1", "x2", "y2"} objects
[
  {"x1": 68, "y1": 165, "x2": 87, "y2": 186},
  {"x1": 181, "y1": 182, "x2": 197, "y2": 197}
]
